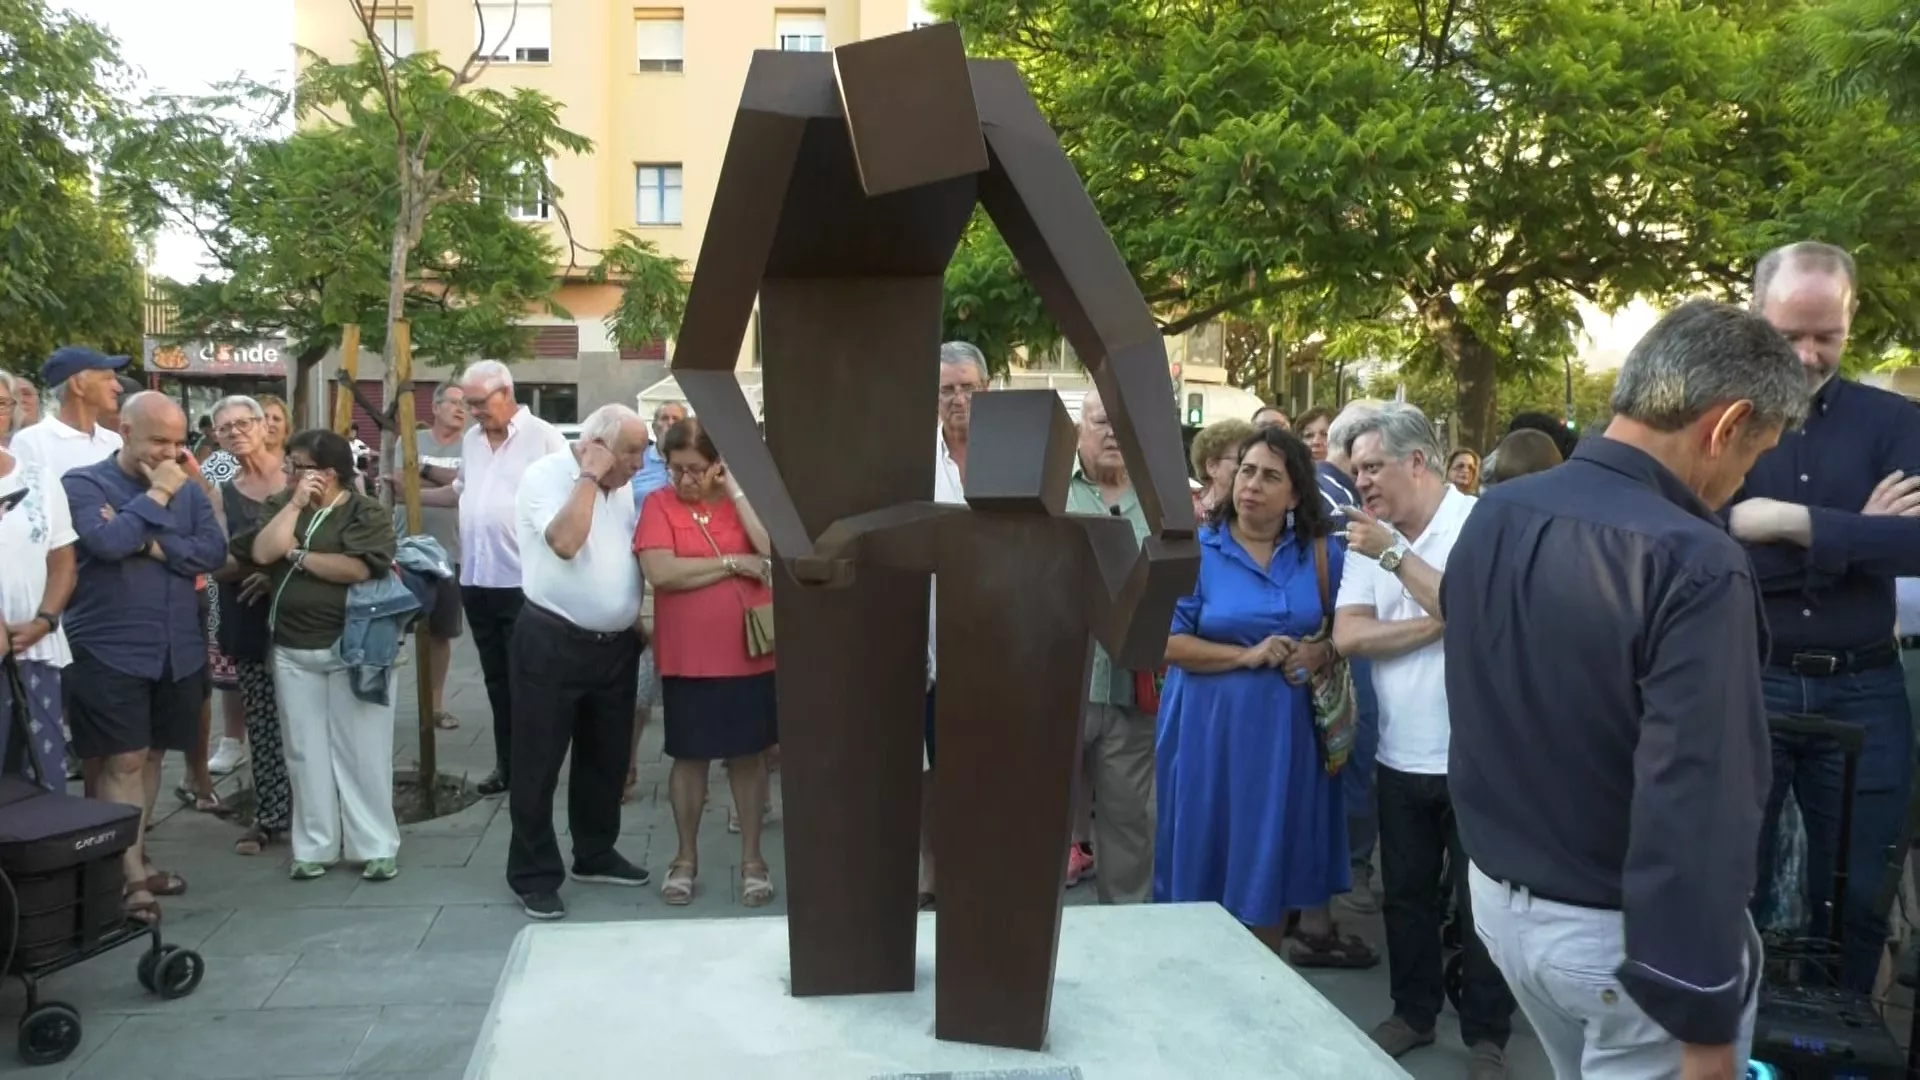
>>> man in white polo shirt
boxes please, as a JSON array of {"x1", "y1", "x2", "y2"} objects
[
  {"x1": 505, "y1": 404, "x2": 652, "y2": 920},
  {"x1": 1332, "y1": 403, "x2": 1514, "y2": 1080},
  {"x1": 11, "y1": 347, "x2": 128, "y2": 479},
  {"x1": 421, "y1": 360, "x2": 568, "y2": 797}
]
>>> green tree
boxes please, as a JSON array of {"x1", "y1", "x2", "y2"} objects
[
  {"x1": 1368, "y1": 361, "x2": 1617, "y2": 450},
  {"x1": 941, "y1": 0, "x2": 1920, "y2": 449},
  {"x1": 0, "y1": 0, "x2": 145, "y2": 372},
  {"x1": 1797, "y1": 0, "x2": 1920, "y2": 117}
]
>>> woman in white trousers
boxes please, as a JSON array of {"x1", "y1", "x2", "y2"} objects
[{"x1": 232, "y1": 429, "x2": 402, "y2": 882}]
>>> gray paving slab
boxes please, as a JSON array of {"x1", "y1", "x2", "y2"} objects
[
  {"x1": 68, "y1": 1006, "x2": 379, "y2": 1079},
  {"x1": 197, "y1": 907, "x2": 436, "y2": 957},
  {"x1": 33, "y1": 951, "x2": 299, "y2": 1016},
  {"x1": 345, "y1": 1004, "x2": 486, "y2": 1075},
  {"x1": 264, "y1": 951, "x2": 504, "y2": 1009}
]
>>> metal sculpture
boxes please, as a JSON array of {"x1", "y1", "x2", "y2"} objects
[{"x1": 669, "y1": 23, "x2": 1197, "y2": 1051}]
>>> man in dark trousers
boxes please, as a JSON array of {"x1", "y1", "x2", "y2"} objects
[
  {"x1": 1729, "y1": 242, "x2": 1920, "y2": 993},
  {"x1": 1444, "y1": 300, "x2": 1804, "y2": 1079}
]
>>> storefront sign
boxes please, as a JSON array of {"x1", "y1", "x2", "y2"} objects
[{"x1": 144, "y1": 338, "x2": 287, "y2": 378}]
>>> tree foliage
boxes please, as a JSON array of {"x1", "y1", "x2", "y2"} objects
[
  {"x1": 0, "y1": 0, "x2": 144, "y2": 373},
  {"x1": 940, "y1": 0, "x2": 1920, "y2": 448}
]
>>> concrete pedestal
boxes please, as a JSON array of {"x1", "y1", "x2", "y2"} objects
[{"x1": 464, "y1": 902, "x2": 1409, "y2": 1079}]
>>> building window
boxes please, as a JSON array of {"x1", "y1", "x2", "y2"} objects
[
  {"x1": 619, "y1": 339, "x2": 667, "y2": 361},
  {"x1": 505, "y1": 163, "x2": 551, "y2": 221},
  {"x1": 908, "y1": 1, "x2": 938, "y2": 28},
  {"x1": 775, "y1": 12, "x2": 827, "y2": 52},
  {"x1": 476, "y1": 1, "x2": 551, "y2": 64},
  {"x1": 528, "y1": 324, "x2": 580, "y2": 358},
  {"x1": 635, "y1": 164, "x2": 683, "y2": 226},
  {"x1": 372, "y1": 8, "x2": 416, "y2": 57},
  {"x1": 513, "y1": 383, "x2": 578, "y2": 424},
  {"x1": 635, "y1": 10, "x2": 684, "y2": 72}
]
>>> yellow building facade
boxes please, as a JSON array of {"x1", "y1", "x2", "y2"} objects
[{"x1": 293, "y1": 0, "x2": 944, "y2": 423}]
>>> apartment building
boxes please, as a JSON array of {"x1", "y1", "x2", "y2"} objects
[{"x1": 293, "y1": 0, "x2": 945, "y2": 428}]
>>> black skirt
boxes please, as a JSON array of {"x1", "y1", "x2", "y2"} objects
[{"x1": 661, "y1": 673, "x2": 778, "y2": 761}]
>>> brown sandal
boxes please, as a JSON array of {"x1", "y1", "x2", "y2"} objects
[
  {"x1": 142, "y1": 870, "x2": 188, "y2": 897},
  {"x1": 123, "y1": 885, "x2": 161, "y2": 925},
  {"x1": 1287, "y1": 925, "x2": 1379, "y2": 969},
  {"x1": 234, "y1": 827, "x2": 278, "y2": 856}
]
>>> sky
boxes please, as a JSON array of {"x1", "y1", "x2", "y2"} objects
[{"x1": 63, "y1": 0, "x2": 294, "y2": 282}]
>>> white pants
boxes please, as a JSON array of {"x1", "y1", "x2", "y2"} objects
[
  {"x1": 1468, "y1": 864, "x2": 1757, "y2": 1079},
  {"x1": 271, "y1": 646, "x2": 401, "y2": 865}
]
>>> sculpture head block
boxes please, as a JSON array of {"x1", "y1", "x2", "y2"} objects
[{"x1": 962, "y1": 390, "x2": 1077, "y2": 516}]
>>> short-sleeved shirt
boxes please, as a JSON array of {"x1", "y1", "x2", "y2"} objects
[
  {"x1": 231, "y1": 490, "x2": 395, "y2": 650},
  {"x1": 517, "y1": 451, "x2": 641, "y2": 633},
  {"x1": 635, "y1": 488, "x2": 774, "y2": 679},
  {"x1": 412, "y1": 427, "x2": 465, "y2": 564},
  {"x1": 1334, "y1": 485, "x2": 1474, "y2": 775},
  {"x1": 1064, "y1": 465, "x2": 1151, "y2": 706},
  {"x1": 0, "y1": 458, "x2": 77, "y2": 666},
  {"x1": 456, "y1": 407, "x2": 568, "y2": 589},
  {"x1": 11, "y1": 416, "x2": 122, "y2": 479}
]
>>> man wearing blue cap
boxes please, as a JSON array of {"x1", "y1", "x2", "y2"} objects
[{"x1": 11, "y1": 347, "x2": 129, "y2": 481}]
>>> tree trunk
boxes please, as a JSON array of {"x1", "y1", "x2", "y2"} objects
[
  {"x1": 1421, "y1": 295, "x2": 1500, "y2": 452},
  {"x1": 289, "y1": 342, "x2": 330, "y2": 429},
  {"x1": 380, "y1": 219, "x2": 412, "y2": 511}
]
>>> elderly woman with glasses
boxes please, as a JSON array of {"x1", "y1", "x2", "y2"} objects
[
  {"x1": 231, "y1": 429, "x2": 400, "y2": 882},
  {"x1": 206, "y1": 396, "x2": 294, "y2": 855},
  {"x1": 634, "y1": 419, "x2": 777, "y2": 909}
]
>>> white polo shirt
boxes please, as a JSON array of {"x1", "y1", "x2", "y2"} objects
[
  {"x1": 515, "y1": 451, "x2": 642, "y2": 633},
  {"x1": 927, "y1": 426, "x2": 968, "y2": 686},
  {"x1": 1334, "y1": 484, "x2": 1476, "y2": 775},
  {"x1": 0, "y1": 459, "x2": 77, "y2": 666},
  {"x1": 457, "y1": 406, "x2": 568, "y2": 589},
  {"x1": 10, "y1": 416, "x2": 122, "y2": 479}
]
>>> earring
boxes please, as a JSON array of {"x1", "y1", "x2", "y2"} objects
[{"x1": 1285, "y1": 508, "x2": 1295, "y2": 533}]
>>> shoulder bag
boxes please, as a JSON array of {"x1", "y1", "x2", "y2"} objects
[
  {"x1": 1305, "y1": 535, "x2": 1357, "y2": 775},
  {"x1": 691, "y1": 505, "x2": 776, "y2": 659}
]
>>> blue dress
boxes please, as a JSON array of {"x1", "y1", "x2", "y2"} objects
[{"x1": 1153, "y1": 523, "x2": 1350, "y2": 927}]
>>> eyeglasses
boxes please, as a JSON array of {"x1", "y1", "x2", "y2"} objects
[
  {"x1": 667, "y1": 463, "x2": 711, "y2": 479},
  {"x1": 216, "y1": 417, "x2": 258, "y2": 436},
  {"x1": 938, "y1": 384, "x2": 983, "y2": 401}
]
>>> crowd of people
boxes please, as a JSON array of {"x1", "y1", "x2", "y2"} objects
[{"x1": 0, "y1": 237, "x2": 1916, "y2": 1080}]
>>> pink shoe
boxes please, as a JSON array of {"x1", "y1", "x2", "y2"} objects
[{"x1": 1065, "y1": 844, "x2": 1096, "y2": 887}]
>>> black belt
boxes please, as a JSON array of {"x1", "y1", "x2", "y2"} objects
[
  {"x1": 522, "y1": 603, "x2": 630, "y2": 645},
  {"x1": 1769, "y1": 639, "x2": 1900, "y2": 677},
  {"x1": 1900, "y1": 636, "x2": 1920, "y2": 651}
]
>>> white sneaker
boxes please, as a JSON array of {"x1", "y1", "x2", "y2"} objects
[{"x1": 208, "y1": 737, "x2": 248, "y2": 775}]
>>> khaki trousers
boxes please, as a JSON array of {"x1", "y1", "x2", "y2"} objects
[{"x1": 1081, "y1": 702, "x2": 1156, "y2": 904}]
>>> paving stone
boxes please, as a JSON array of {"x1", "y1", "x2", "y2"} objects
[
  {"x1": 69, "y1": 1006, "x2": 378, "y2": 1079},
  {"x1": 0, "y1": 1012, "x2": 125, "y2": 1080},
  {"x1": 33, "y1": 951, "x2": 299, "y2": 1016},
  {"x1": 198, "y1": 907, "x2": 436, "y2": 957},
  {"x1": 342, "y1": 866, "x2": 510, "y2": 908},
  {"x1": 346, "y1": 1004, "x2": 486, "y2": 1075},
  {"x1": 393, "y1": 835, "x2": 480, "y2": 868},
  {"x1": 265, "y1": 950, "x2": 505, "y2": 1008}
]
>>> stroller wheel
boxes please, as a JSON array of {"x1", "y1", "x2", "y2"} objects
[
  {"x1": 155, "y1": 948, "x2": 206, "y2": 1000},
  {"x1": 18, "y1": 1002, "x2": 82, "y2": 1065},
  {"x1": 136, "y1": 946, "x2": 165, "y2": 993},
  {"x1": 1444, "y1": 951, "x2": 1465, "y2": 1011}
]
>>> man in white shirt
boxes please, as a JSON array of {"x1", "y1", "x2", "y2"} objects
[
  {"x1": 11, "y1": 347, "x2": 128, "y2": 479},
  {"x1": 422, "y1": 361, "x2": 568, "y2": 796},
  {"x1": 1331, "y1": 403, "x2": 1514, "y2": 1078},
  {"x1": 0, "y1": 432, "x2": 77, "y2": 788},
  {"x1": 505, "y1": 404, "x2": 652, "y2": 920}
]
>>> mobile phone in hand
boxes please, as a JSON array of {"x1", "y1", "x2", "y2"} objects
[{"x1": 0, "y1": 488, "x2": 26, "y2": 513}]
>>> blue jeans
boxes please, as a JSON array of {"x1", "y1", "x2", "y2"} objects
[
  {"x1": 1344, "y1": 656, "x2": 1380, "y2": 866},
  {"x1": 1752, "y1": 663, "x2": 1914, "y2": 992}
]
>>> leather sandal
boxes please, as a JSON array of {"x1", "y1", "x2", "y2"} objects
[
  {"x1": 661, "y1": 861, "x2": 696, "y2": 906},
  {"x1": 741, "y1": 861, "x2": 775, "y2": 908}
]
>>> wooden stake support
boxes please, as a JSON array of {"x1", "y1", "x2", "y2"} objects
[
  {"x1": 333, "y1": 325, "x2": 361, "y2": 437},
  {"x1": 390, "y1": 320, "x2": 438, "y2": 816}
]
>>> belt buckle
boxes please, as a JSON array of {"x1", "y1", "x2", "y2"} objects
[{"x1": 1794, "y1": 652, "x2": 1841, "y2": 677}]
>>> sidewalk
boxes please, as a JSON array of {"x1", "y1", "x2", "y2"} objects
[{"x1": 0, "y1": 638, "x2": 1547, "y2": 1079}]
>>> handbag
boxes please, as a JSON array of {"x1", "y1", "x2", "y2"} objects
[
  {"x1": 691, "y1": 506, "x2": 776, "y2": 659},
  {"x1": 1306, "y1": 535, "x2": 1358, "y2": 775}
]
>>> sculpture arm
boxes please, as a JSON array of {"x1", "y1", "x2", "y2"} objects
[{"x1": 789, "y1": 503, "x2": 964, "y2": 585}]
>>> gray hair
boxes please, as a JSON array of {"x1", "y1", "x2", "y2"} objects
[
  {"x1": 1752, "y1": 241, "x2": 1857, "y2": 312},
  {"x1": 460, "y1": 360, "x2": 513, "y2": 396},
  {"x1": 579, "y1": 403, "x2": 641, "y2": 447},
  {"x1": 432, "y1": 381, "x2": 462, "y2": 405},
  {"x1": 1611, "y1": 299, "x2": 1807, "y2": 433},
  {"x1": 1325, "y1": 398, "x2": 1385, "y2": 469},
  {"x1": 1335, "y1": 401, "x2": 1445, "y2": 476},
  {"x1": 211, "y1": 394, "x2": 264, "y2": 425},
  {"x1": 48, "y1": 378, "x2": 70, "y2": 407},
  {"x1": 939, "y1": 341, "x2": 989, "y2": 385}
]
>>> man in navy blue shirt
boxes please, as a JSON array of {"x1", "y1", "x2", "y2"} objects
[
  {"x1": 62, "y1": 392, "x2": 227, "y2": 924},
  {"x1": 1727, "y1": 242, "x2": 1920, "y2": 992},
  {"x1": 1446, "y1": 300, "x2": 1804, "y2": 1079},
  {"x1": 1323, "y1": 400, "x2": 1384, "y2": 911}
]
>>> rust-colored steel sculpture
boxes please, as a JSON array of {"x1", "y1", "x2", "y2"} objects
[{"x1": 670, "y1": 23, "x2": 1198, "y2": 1052}]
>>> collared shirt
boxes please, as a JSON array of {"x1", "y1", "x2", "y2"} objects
[
  {"x1": 456, "y1": 406, "x2": 569, "y2": 589},
  {"x1": 927, "y1": 427, "x2": 968, "y2": 686},
  {"x1": 629, "y1": 444, "x2": 671, "y2": 504},
  {"x1": 517, "y1": 451, "x2": 642, "y2": 633},
  {"x1": 1065, "y1": 463, "x2": 1150, "y2": 707},
  {"x1": 1334, "y1": 485, "x2": 1474, "y2": 775},
  {"x1": 61, "y1": 456, "x2": 228, "y2": 681},
  {"x1": 11, "y1": 416, "x2": 123, "y2": 480},
  {"x1": 1737, "y1": 377, "x2": 1920, "y2": 653},
  {"x1": 0, "y1": 458, "x2": 77, "y2": 666},
  {"x1": 1442, "y1": 438, "x2": 1769, "y2": 1046}
]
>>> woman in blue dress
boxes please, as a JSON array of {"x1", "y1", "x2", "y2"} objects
[{"x1": 1155, "y1": 426, "x2": 1377, "y2": 966}]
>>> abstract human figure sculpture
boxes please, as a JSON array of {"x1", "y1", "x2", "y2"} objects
[{"x1": 669, "y1": 23, "x2": 1197, "y2": 1051}]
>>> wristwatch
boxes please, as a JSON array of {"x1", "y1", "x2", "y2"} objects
[
  {"x1": 1378, "y1": 540, "x2": 1409, "y2": 573},
  {"x1": 34, "y1": 611, "x2": 59, "y2": 633}
]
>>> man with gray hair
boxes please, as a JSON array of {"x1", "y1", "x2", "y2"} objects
[
  {"x1": 420, "y1": 360, "x2": 568, "y2": 796},
  {"x1": 506, "y1": 404, "x2": 653, "y2": 918},
  {"x1": 1727, "y1": 241, "x2": 1920, "y2": 993},
  {"x1": 1331, "y1": 403, "x2": 1512, "y2": 1074},
  {"x1": 12, "y1": 346, "x2": 128, "y2": 480},
  {"x1": 1445, "y1": 299, "x2": 1805, "y2": 1078}
]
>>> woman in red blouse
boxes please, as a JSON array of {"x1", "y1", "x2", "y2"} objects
[{"x1": 634, "y1": 420, "x2": 778, "y2": 908}]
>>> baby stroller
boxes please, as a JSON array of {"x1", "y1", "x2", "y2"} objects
[{"x1": 0, "y1": 657, "x2": 206, "y2": 1065}]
